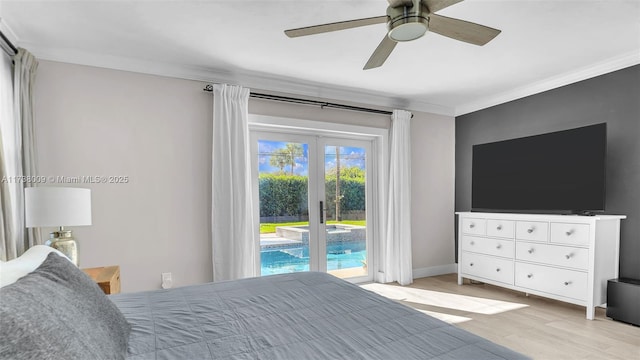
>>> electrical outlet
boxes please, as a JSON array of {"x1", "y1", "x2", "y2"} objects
[{"x1": 161, "y1": 272, "x2": 172, "y2": 289}]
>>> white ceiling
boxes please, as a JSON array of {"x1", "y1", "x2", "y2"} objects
[{"x1": 1, "y1": 0, "x2": 639, "y2": 116}]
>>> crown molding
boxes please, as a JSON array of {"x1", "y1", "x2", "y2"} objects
[
  {"x1": 24, "y1": 43, "x2": 455, "y2": 117},
  {"x1": 455, "y1": 51, "x2": 640, "y2": 116},
  {"x1": 18, "y1": 42, "x2": 639, "y2": 119},
  {"x1": 0, "y1": 17, "x2": 19, "y2": 48}
]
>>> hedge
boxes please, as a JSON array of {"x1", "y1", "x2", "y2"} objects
[
  {"x1": 324, "y1": 177, "x2": 365, "y2": 219},
  {"x1": 259, "y1": 173, "x2": 365, "y2": 218}
]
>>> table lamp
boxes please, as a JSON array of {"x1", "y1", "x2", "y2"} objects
[{"x1": 25, "y1": 187, "x2": 92, "y2": 266}]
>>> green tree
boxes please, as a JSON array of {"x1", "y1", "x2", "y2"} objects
[
  {"x1": 269, "y1": 149, "x2": 288, "y2": 173},
  {"x1": 268, "y1": 143, "x2": 304, "y2": 175},
  {"x1": 284, "y1": 143, "x2": 304, "y2": 175}
]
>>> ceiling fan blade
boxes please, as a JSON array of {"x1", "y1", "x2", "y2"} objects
[
  {"x1": 428, "y1": 14, "x2": 501, "y2": 45},
  {"x1": 285, "y1": 16, "x2": 388, "y2": 38},
  {"x1": 422, "y1": 0, "x2": 463, "y2": 13},
  {"x1": 364, "y1": 36, "x2": 397, "y2": 70},
  {"x1": 388, "y1": 0, "x2": 414, "y2": 7}
]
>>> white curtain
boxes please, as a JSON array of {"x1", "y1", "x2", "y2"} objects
[
  {"x1": 0, "y1": 48, "x2": 17, "y2": 260},
  {"x1": 211, "y1": 84, "x2": 256, "y2": 281},
  {"x1": 13, "y1": 48, "x2": 41, "y2": 250},
  {"x1": 1, "y1": 47, "x2": 40, "y2": 260},
  {"x1": 382, "y1": 109, "x2": 413, "y2": 285}
]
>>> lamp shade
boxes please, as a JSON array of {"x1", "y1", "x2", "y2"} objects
[{"x1": 25, "y1": 187, "x2": 92, "y2": 227}]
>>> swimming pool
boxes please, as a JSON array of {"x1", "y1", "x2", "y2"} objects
[{"x1": 260, "y1": 243, "x2": 366, "y2": 276}]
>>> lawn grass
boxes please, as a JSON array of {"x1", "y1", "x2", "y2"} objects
[{"x1": 260, "y1": 220, "x2": 366, "y2": 234}]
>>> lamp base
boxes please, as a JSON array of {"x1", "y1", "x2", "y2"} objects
[{"x1": 45, "y1": 229, "x2": 78, "y2": 266}]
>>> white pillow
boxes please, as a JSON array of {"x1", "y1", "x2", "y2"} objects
[{"x1": 0, "y1": 245, "x2": 71, "y2": 288}]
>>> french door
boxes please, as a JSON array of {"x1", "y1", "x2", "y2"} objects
[{"x1": 250, "y1": 131, "x2": 374, "y2": 282}]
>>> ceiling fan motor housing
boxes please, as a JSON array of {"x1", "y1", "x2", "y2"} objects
[{"x1": 387, "y1": 0, "x2": 429, "y2": 42}]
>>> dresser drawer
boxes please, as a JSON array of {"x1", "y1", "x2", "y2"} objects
[
  {"x1": 461, "y1": 235, "x2": 514, "y2": 258},
  {"x1": 515, "y1": 262, "x2": 587, "y2": 301},
  {"x1": 461, "y1": 218, "x2": 486, "y2": 236},
  {"x1": 516, "y1": 221, "x2": 548, "y2": 242},
  {"x1": 460, "y1": 252, "x2": 514, "y2": 285},
  {"x1": 515, "y1": 242, "x2": 589, "y2": 270},
  {"x1": 550, "y1": 223, "x2": 590, "y2": 246},
  {"x1": 487, "y1": 219, "x2": 515, "y2": 238}
]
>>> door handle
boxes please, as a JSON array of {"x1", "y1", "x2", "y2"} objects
[{"x1": 319, "y1": 201, "x2": 324, "y2": 224}]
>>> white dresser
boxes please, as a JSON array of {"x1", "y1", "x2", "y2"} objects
[{"x1": 456, "y1": 212, "x2": 626, "y2": 319}]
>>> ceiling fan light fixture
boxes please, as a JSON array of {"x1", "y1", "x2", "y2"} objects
[
  {"x1": 284, "y1": 0, "x2": 502, "y2": 70},
  {"x1": 388, "y1": 17, "x2": 428, "y2": 42}
]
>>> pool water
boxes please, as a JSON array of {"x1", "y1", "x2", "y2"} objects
[{"x1": 261, "y1": 243, "x2": 366, "y2": 276}]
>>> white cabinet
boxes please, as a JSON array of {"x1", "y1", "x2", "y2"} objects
[{"x1": 457, "y1": 212, "x2": 626, "y2": 320}]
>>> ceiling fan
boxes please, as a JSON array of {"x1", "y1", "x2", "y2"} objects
[{"x1": 284, "y1": 0, "x2": 501, "y2": 70}]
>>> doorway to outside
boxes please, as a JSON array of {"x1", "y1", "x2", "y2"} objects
[{"x1": 250, "y1": 123, "x2": 379, "y2": 283}]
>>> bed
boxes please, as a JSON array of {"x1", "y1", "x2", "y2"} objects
[{"x1": 0, "y1": 247, "x2": 529, "y2": 360}]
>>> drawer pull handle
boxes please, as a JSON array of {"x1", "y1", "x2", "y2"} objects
[
  {"x1": 496, "y1": 244, "x2": 502, "y2": 249},
  {"x1": 470, "y1": 263, "x2": 474, "y2": 267},
  {"x1": 496, "y1": 268, "x2": 501, "y2": 272},
  {"x1": 527, "y1": 228, "x2": 534, "y2": 234},
  {"x1": 527, "y1": 274, "x2": 533, "y2": 278},
  {"x1": 528, "y1": 248, "x2": 534, "y2": 254},
  {"x1": 469, "y1": 223, "x2": 475, "y2": 229},
  {"x1": 566, "y1": 230, "x2": 574, "y2": 236},
  {"x1": 564, "y1": 281, "x2": 572, "y2": 286},
  {"x1": 496, "y1": 225, "x2": 502, "y2": 230},
  {"x1": 565, "y1": 253, "x2": 573, "y2": 259}
]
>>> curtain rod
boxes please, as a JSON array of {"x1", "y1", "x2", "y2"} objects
[
  {"x1": 203, "y1": 84, "x2": 394, "y2": 117},
  {"x1": 0, "y1": 30, "x2": 18, "y2": 56}
]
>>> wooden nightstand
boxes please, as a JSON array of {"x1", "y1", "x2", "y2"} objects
[{"x1": 82, "y1": 265, "x2": 121, "y2": 294}]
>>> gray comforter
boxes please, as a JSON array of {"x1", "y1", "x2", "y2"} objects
[{"x1": 110, "y1": 272, "x2": 529, "y2": 360}]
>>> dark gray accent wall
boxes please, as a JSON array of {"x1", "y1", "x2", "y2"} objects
[{"x1": 455, "y1": 64, "x2": 640, "y2": 279}]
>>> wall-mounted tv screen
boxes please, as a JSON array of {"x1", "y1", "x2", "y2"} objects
[{"x1": 472, "y1": 123, "x2": 607, "y2": 213}]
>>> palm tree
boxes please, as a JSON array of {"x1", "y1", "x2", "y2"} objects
[
  {"x1": 269, "y1": 149, "x2": 288, "y2": 173},
  {"x1": 283, "y1": 143, "x2": 303, "y2": 175},
  {"x1": 268, "y1": 143, "x2": 303, "y2": 175}
]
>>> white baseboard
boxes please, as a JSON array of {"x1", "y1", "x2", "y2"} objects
[{"x1": 412, "y1": 263, "x2": 458, "y2": 279}]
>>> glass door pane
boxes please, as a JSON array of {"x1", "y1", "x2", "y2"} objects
[
  {"x1": 324, "y1": 144, "x2": 368, "y2": 279},
  {"x1": 252, "y1": 131, "x2": 374, "y2": 282},
  {"x1": 257, "y1": 140, "x2": 311, "y2": 275}
]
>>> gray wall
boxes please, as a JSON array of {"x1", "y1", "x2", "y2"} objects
[{"x1": 455, "y1": 65, "x2": 640, "y2": 279}]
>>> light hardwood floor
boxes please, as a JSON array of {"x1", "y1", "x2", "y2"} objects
[{"x1": 363, "y1": 274, "x2": 640, "y2": 360}]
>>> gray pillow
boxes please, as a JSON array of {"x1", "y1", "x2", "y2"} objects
[{"x1": 0, "y1": 252, "x2": 130, "y2": 359}]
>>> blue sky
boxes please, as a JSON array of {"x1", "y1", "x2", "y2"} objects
[{"x1": 258, "y1": 140, "x2": 365, "y2": 176}]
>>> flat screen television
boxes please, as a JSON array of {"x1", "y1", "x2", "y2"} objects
[{"x1": 472, "y1": 123, "x2": 606, "y2": 214}]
